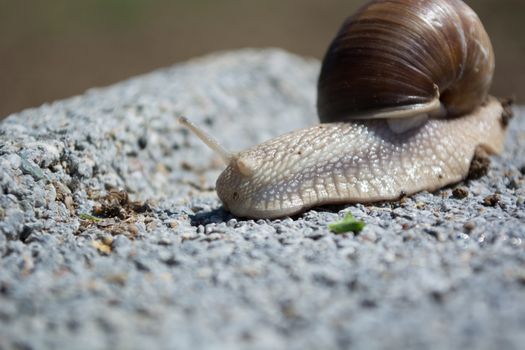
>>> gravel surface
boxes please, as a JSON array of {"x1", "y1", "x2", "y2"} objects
[{"x1": 0, "y1": 49, "x2": 524, "y2": 350}]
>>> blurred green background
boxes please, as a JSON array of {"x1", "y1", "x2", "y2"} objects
[{"x1": 1, "y1": 0, "x2": 524, "y2": 118}]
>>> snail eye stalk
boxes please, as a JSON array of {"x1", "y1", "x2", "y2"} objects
[{"x1": 178, "y1": 116, "x2": 233, "y2": 164}]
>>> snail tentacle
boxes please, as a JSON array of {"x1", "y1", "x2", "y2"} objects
[{"x1": 178, "y1": 116, "x2": 234, "y2": 164}]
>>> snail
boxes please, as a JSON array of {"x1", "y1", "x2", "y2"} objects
[{"x1": 179, "y1": 0, "x2": 511, "y2": 219}]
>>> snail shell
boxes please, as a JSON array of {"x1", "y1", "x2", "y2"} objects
[
  {"x1": 181, "y1": 0, "x2": 510, "y2": 219},
  {"x1": 318, "y1": 0, "x2": 495, "y2": 122}
]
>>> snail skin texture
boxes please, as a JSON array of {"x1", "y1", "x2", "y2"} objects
[{"x1": 180, "y1": 0, "x2": 510, "y2": 219}]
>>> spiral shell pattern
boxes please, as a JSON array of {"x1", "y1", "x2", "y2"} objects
[{"x1": 317, "y1": 0, "x2": 494, "y2": 122}]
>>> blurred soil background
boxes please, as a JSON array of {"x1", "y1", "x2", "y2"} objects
[{"x1": 1, "y1": 0, "x2": 524, "y2": 119}]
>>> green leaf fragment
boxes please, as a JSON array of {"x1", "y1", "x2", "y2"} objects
[
  {"x1": 79, "y1": 213, "x2": 103, "y2": 222},
  {"x1": 328, "y1": 213, "x2": 365, "y2": 234}
]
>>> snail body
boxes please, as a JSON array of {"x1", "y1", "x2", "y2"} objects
[
  {"x1": 213, "y1": 98, "x2": 505, "y2": 218},
  {"x1": 180, "y1": 0, "x2": 510, "y2": 219}
]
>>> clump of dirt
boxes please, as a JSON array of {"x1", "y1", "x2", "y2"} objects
[
  {"x1": 92, "y1": 190, "x2": 150, "y2": 219},
  {"x1": 467, "y1": 147, "x2": 491, "y2": 180},
  {"x1": 483, "y1": 194, "x2": 501, "y2": 207},
  {"x1": 499, "y1": 97, "x2": 515, "y2": 127},
  {"x1": 78, "y1": 190, "x2": 152, "y2": 240},
  {"x1": 452, "y1": 187, "x2": 469, "y2": 199}
]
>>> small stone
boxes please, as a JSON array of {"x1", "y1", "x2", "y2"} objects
[
  {"x1": 508, "y1": 177, "x2": 522, "y2": 189},
  {"x1": 0, "y1": 210, "x2": 25, "y2": 240},
  {"x1": 359, "y1": 229, "x2": 377, "y2": 242},
  {"x1": 181, "y1": 230, "x2": 198, "y2": 241},
  {"x1": 64, "y1": 196, "x2": 76, "y2": 215},
  {"x1": 20, "y1": 157, "x2": 45, "y2": 181},
  {"x1": 111, "y1": 235, "x2": 133, "y2": 256},
  {"x1": 106, "y1": 273, "x2": 128, "y2": 286},
  {"x1": 415, "y1": 202, "x2": 426, "y2": 209},
  {"x1": 202, "y1": 233, "x2": 222, "y2": 241},
  {"x1": 6, "y1": 154, "x2": 21, "y2": 169},
  {"x1": 19, "y1": 225, "x2": 33, "y2": 242},
  {"x1": 101, "y1": 235, "x2": 114, "y2": 246},
  {"x1": 425, "y1": 228, "x2": 447, "y2": 242},
  {"x1": 92, "y1": 240, "x2": 112, "y2": 254},
  {"x1": 196, "y1": 267, "x2": 213, "y2": 279},
  {"x1": 463, "y1": 222, "x2": 476, "y2": 233},
  {"x1": 138, "y1": 135, "x2": 148, "y2": 149}
]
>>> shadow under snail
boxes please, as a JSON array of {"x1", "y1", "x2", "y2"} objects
[{"x1": 179, "y1": 0, "x2": 512, "y2": 219}]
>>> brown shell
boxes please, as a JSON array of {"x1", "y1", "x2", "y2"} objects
[{"x1": 317, "y1": 0, "x2": 495, "y2": 122}]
